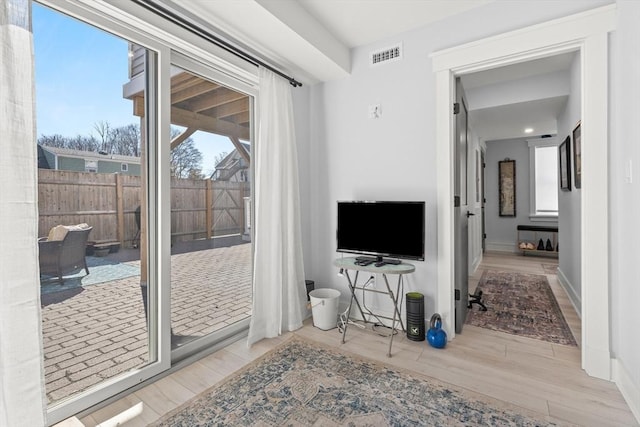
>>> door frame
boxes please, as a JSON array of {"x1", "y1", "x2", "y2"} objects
[{"x1": 431, "y1": 5, "x2": 615, "y2": 380}]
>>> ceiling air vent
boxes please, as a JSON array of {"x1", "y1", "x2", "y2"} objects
[{"x1": 370, "y1": 43, "x2": 403, "y2": 66}]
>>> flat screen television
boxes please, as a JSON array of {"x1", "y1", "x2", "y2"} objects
[{"x1": 337, "y1": 201, "x2": 425, "y2": 262}]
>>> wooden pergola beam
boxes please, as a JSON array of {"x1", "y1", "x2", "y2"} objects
[
  {"x1": 169, "y1": 73, "x2": 200, "y2": 91},
  {"x1": 171, "y1": 106, "x2": 250, "y2": 140},
  {"x1": 172, "y1": 80, "x2": 220, "y2": 104},
  {"x1": 184, "y1": 87, "x2": 246, "y2": 113},
  {"x1": 206, "y1": 98, "x2": 249, "y2": 120},
  {"x1": 227, "y1": 111, "x2": 250, "y2": 126},
  {"x1": 229, "y1": 136, "x2": 250, "y2": 163},
  {"x1": 132, "y1": 101, "x2": 250, "y2": 140},
  {"x1": 170, "y1": 127, "x2": 197, "y2": 150}
]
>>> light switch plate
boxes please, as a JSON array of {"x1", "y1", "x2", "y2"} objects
[{"x1": 625, "y1": 159, "x2": 633, "y2": 183}]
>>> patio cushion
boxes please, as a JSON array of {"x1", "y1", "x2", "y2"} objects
[{"x1": 47, "y1": 223, "x2": 90, "y2": 241}]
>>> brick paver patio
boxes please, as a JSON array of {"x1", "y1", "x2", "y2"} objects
[{"x1": 40, "y1": 241, "x2": 252, "y2": 404}]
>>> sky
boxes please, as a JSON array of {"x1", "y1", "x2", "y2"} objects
[{"x1": 32, "y1": 3, "x2": 236, "y2": 177}]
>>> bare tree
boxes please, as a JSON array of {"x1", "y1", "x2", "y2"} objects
[
  {"x1": 38, "y1": 123, "x2": 204, "y2": 179},
  {"x1": 214, "y1": 151, "x2": 228, "y2": 166},
  {"x1": 93, "y1": 120, "x2": 112, "y2": 153},
  {"x1": 37, "y1": 134, "x2": 68, "y2": 147},
  {"x1": 170, "y1": 128, "x2": 203, "y2": 179},
  {"x1": 111, "y1": 124, "x2": 141, "y2": 156},
  {"x1": 38, "y1": 133, "x2": 100, "y2": 151}
]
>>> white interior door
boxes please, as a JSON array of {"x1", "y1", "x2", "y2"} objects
[{"x1": 454, "y1": 78, "x2": 470, "y2": 333}]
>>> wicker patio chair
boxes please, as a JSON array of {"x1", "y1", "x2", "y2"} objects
[{"x1": 39, "y1": 226, "x2": 93, "y2": 284}]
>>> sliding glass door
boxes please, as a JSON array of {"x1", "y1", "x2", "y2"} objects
[
  {"x1": 34, "y1": 3, "x2": 255, "y2": 422},
  {"x1": 168, "y1": 55, "x2": 254, "y2": 360},
  {"x1": 34, "y1": 2, "x2": 169, "y2": 423}
]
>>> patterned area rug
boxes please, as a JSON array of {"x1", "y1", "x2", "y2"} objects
[
  {"x1": 466, "y1": 270, "x2": 577, "y2": 346},
  {"x1": 542, "y1": 263, "x2": 559, "y2": 274},
  {"x1": 152, "y1": 337, "x2": 561, "y2": 426},
  {"x1": 40, "y1": 256, "x2": 139, "y2": 294}
]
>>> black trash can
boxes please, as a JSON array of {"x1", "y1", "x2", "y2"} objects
[
  {"x1": 406, "y1": 292, "x2": 425, "y2": 341},
  {"x1": 305, "y1": 280, "x2": 315, "y2": 301}
]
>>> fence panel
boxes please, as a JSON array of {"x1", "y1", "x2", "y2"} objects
[
  {"x1": 171, "y1": 178, "x2": 208, "y2": 242},
  {"x1": 212, "y1": 181, "x2": 246, "y2": 237},
  {"x1": 38, "y1": 170, "x2": 119, "y2": 242},
  {"x1": 38, "y1": 169, "x2": 249, "y2": 246}
]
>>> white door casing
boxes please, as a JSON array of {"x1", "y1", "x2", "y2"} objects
[{"x1": 432, "y1": 5, "x2": 615, "y2": 380}]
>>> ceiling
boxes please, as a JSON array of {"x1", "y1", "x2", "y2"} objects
[
  {"x1": 460, "y1": 52, "x2": 577, "y2": 141},
  {"x1": 295, "y1": 0, "x2": 494, "y2": 48},
  {"x1": 160, "y1": 0, "x2": 575, "y2": 142}
]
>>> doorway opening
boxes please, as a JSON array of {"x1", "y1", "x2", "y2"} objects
[{"x1": 432, "y1": 5, "x2": 614, "y2": 379}]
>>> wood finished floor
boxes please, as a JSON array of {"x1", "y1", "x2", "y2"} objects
[{"x1": 66, "y1": 252, "x2": 637, "y2": 427}]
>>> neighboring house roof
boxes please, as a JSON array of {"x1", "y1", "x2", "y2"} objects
[
  {"x1": 38, "y1": 145, "x2": 141, "y2": 163},
  {"x1": 215, "y1": 143, "x2": 250, "y2": 169},
  {"x1": 211, "y1": 143, "x2": 250, "y2": 181},
  {"x1": 37, "y1": 145, "x2": 51, "y2": 169}
]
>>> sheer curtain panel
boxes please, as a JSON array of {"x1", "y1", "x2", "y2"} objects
[
  {"x1": 247, "y1": 67, "x2": 306, "y2": 346},
  {"x1": 0, "y1": 0, "x2": 47, "y2": 425}
]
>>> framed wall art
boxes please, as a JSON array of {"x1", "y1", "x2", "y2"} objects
[
  {"x1": 498, "y1": 159, "x2": 516, "y2": 216},
  {"x1": 559, "y1": 135, "x2": 571, "y2": 191},
  {"x1": 572, "y1": 121, "x2": 581, "y2": 188}
]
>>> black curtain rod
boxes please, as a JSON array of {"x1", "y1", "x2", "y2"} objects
[{"x1": 131, "y1": 0, "x2": 302, "y2": 87}]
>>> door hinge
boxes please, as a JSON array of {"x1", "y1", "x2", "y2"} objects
[
  {"x1": 483, "y1": 233, "x2": 487, "y2": 239},
  {"x1": 453, "y1": 102, "x2": 460, "y2": 114},
  {"x1": 454, "y1": 195, "x2": 460, "y2": 207},
  {"x1": 455, "y1": 289, "x2": 461, "y2": 300}
]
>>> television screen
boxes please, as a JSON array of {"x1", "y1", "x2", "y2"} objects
[{"x1": 337, "y1": 201, "x2": 425, "y2": 261}]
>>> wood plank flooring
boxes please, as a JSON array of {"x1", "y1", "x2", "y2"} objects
[{"x1": 65, "y1": 252, "x2": 637, "y2": 427}]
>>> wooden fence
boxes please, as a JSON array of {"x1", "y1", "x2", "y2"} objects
[{"x1": 38, "y1": 169, "x2": 249, "y2": 246}]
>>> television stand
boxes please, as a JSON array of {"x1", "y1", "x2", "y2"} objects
[{"x1": 334, "y1": 257, "x2": 415, "y2": 357}]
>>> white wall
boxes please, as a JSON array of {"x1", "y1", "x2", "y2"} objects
[
  {"x1": 484, "y1": 138, "x2": 539, "y2": 252},
  {"x1": 304, "y1": 0, "x2": 613, "y2": 322},
  {"x1": 292, "y1": 86, "x2": 313, "y2": 279},
  {"x1": 610, "y1": 0, "x2": 640, "y2": 418},
  {"x1": 556, "y1": 53, "x2": 582, "y2": 313},
  {"x1": 308, "y1": 49, "x2": 439, "y2": 314}
]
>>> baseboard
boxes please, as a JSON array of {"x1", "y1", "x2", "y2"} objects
[
  {"x1": 613, "y1": 358, "x2": 640, "y2": 424},
  {"x1": 485, "y1": 241, "x2": 517, "y2": 253},
  {"x1": 556, "y1": 267, "x2": 581, "y2": 317}
]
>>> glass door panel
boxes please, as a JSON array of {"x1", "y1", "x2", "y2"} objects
[
  {"x1": 34, "y1": 3, "x2": 166, "y2": 422},
  {"x1": 168, "y1": 64, "x2": 253, "y2": 354}
]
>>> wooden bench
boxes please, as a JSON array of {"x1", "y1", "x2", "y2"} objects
[
  {"x1": 517, "y1": 225, "x2": 558, "y2": 257},
  {"x1": 93, "y1": 240, "x2": 120, "y2": 255}
]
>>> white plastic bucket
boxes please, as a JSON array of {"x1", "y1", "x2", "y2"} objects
[{"x1": 309, "y1": 288, "x2": 341, "y2": 330}]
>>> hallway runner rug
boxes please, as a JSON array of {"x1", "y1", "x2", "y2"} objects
[
  {"x1": 152, "y1": 337, "x2": 562, "y2": 426},
  {"x1": 466, "y1": 269, "x2": 577, "y2": 346}
]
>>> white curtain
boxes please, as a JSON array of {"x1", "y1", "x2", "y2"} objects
[
  {"x1": 247, "y1": 67, "x2": 306, "y2": 346},
  {"x1": 0, "y1": 1, "x2": 47, "y2": 425}
]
